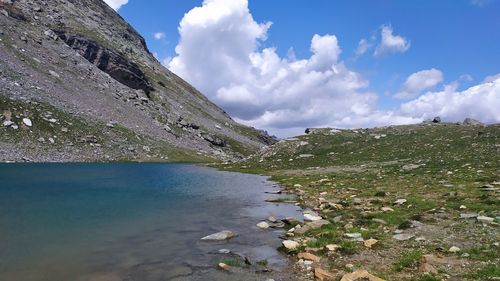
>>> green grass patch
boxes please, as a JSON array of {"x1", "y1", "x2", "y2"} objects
[
  {"x1": 393, "y1": 250, "x2": 422, "y2": 272},
  {"x1": 339, "y1": 240, "x2": 359, "y2": 255},
  {"x1": 467, "y1": 245, "x2": 499, "y2": 261},
  {"x1": 465, "y1": 264, "x2": 500, "y2": 280}
]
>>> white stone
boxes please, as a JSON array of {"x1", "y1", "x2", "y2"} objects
[
  {"x1": 303, "y1": 213, "x2": 322, "y2": 222},
  {"x1": 3, "y1": 120, "x2": 14, "y2": 127},
  {"x1": 22, "y1": 118, "x2": 32, "y2": 127},
  {"x1": 448, "y1": 246, "x2": 461, "y2": 253},
  {"x1": 49, "y1": 70, "x2": 60, "y2": 78},
  {"x1": 394, "y1": 199, "x2": 407, "y2": 205},
  {"x1": 477, "y1": 216, "x2": 494, "y2": 224},
  {"x1": 256, "y1": 221, "x2": 270, "y2": 229}
]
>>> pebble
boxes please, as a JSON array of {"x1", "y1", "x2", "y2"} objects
[{"x1": 448, "y1": 246, "x2": 461, "y2": 253}]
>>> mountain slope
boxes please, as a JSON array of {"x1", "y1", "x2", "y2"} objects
[{"x1": 0, "y1": 0, "x2": 274, "y2": 162}]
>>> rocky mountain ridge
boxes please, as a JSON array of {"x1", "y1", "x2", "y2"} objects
[{"x1": 0, "y1": 0, "x2": 275, "y2": 162}]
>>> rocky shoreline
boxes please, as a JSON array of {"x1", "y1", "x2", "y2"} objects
[{"x1": 216, "y1": 123, "x2": 500, "y2": 281}]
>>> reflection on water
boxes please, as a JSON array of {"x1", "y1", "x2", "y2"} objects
[{"x1": 0, "y1": 163, "x2": 301, "y2": 280}]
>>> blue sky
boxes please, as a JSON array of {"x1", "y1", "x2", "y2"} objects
[{"x1": 107, "y1": 0, "x2": 500, "y2": 136}]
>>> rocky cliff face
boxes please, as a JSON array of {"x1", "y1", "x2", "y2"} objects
[{"x1": 0, "y1": 0, "x2": 275, "y2": 162}]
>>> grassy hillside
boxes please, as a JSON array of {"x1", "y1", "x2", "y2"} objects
[{"x1": 217, "y1": 123, "x2": 500, "y2": 280}]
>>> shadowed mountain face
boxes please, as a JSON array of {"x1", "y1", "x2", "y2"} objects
[{"x1": 0, "y1": 0, "x2": 276, "y2": 162}]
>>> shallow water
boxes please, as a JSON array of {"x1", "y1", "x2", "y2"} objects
[{"x1": 0, "y1": 163, "x2": 301, "y2": 281}]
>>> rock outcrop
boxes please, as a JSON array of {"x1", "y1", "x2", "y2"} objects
[{"x1": 55, "y1": 31, "x2": 155, "y2": 95}]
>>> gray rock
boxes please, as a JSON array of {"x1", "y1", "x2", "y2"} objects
[
  {"x1": 49, "y1": 70, "x2": 60, "y2": 78},
  {"x1": 267, "y1": 216, "x2": 277, "y2": 223},
  {"x1": 201, "y1": 230, "x2": 236, "y2": 241},
  {"x1": 294, "y1": 219, "x2": 330, "y2": 234},
  {"x1": 44, "y1": 30, "x2": 59, "y2": 40},
  {"x1": 3, "y1": 120, "x2": 14, "y2": 127},
  {"x1": 477, "y1": 216, "x2": 494, "y2": 224},
  {"x1": 460, "y1": 213, "x2": 479, "y2": 219},
  {"x1": 392, "y1": 233, "x2": 415, "y2": 241},
  {"x1": 463, "y1": 118, "x2": 483, "y2": 126},
  {"x1": 303, "y1": 212, "x2": 322, "y2": 222}
]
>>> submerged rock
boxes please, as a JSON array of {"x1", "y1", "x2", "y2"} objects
[{"x1": 201, "y1": 230, "x2": 235, "y2": 241}]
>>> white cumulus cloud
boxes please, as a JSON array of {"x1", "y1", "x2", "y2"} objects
[
  {"x1": 169, "y1": 0, "x2": 379, "y2": 136},
  {"x1": 399, "y1": 76, "x2": 500, "y2": 123},
  {"x1": 168, "y1": 0, "x2": 499, "y2": 137},
  {"x1": 395, "y1": 68, "x2": 444, "y2": 99},
  {"x1": 374, "y1": 25, "x2": 411, "y2": 57},
  {"x1": 103, "y1": 0, "x2": 128, "y2": 10}
]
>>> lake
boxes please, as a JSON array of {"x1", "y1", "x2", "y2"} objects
[{"x1": 0, "y1": 163, "x2": 301, "y2": 281}]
